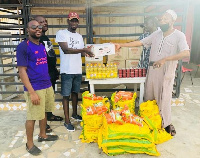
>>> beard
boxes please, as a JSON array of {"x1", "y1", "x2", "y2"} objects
[
  {"x1": 71, "y1": 27, "x2": 77, "y2": 31},
  {"x1": 159, "y1": 23, "x2": 170, "y2": 32},
  {"x1": 30, "y1": 34, "x2": 41, "y2": 39}
]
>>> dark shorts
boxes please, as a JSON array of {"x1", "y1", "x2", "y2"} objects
[{"x1": 61, "y1": 74, "x2": 82, "y2": 96}]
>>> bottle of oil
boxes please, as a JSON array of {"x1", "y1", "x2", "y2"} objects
[
  {"x1": 89, "y1": 63, "x2": 94, "y2": 79},
  {"x1": 106, "y1": 63, "x2": 111, "y2": 78},
  {"x1": 110, "y1": 62, "x2": 114, "y2": 78},
  {"x1": 102, "y1": 64, "x2": 106, "y2": 79},
  {"x1": 86, "y1": 63, "x2": 90, "y2": 79},
  {"x1": 114, "y1": 63, "x2": 118, "y2": 78},
  {"x1": 97, "y1": 63, "x2": 102, "y2": 79},
  {"x1": 93, "y1": 63, "x2": 97, "y2": 79}
]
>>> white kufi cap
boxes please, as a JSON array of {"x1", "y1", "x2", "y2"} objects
[{"x1": 166, "y1": 9, "x2": 177, "y2": 21}]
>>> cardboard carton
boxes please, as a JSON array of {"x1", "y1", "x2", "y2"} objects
[
  {"x1": 107, "y1": 47, "x2": 128, "y2": 61},
  {"x1": 128, "y1": 46, "x2": 143, "y2": 59},
  {"x1": 126, "y1": 59, "x2": 139, "y2": 68},
  {"x1": 108, "y1": 60, "x2": 126, "y2": 69}
]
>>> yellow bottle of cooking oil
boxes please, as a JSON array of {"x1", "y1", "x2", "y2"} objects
[
  {"x1": 97, "y1": 63, "x2": 102, "y2": 79},
  {"x1": 114, "y1": 63, "x2": 118, "y2": 78},
  {"x1": 93, "y1": 63, "x2": 97, "y2": 79},
  {"x1": 102, "y1": 64, "x2": 106, "y2": 79},
  {"x1": 89, "y1": 63, "x2": 94, "y2": 79},
  {"x1": 106, "y1": 63, "x2": 110, "y2": 78},
  {"x1": 110, "y1": 62, "x2": 114, "y2": 78},
  {"x1": 86, "y1": 63, "x2": 90, "y2": 79}
]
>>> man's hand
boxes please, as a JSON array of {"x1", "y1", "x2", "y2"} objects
[
  {"x1": 82, "y1": 47, "x2": 95, "y2": 57},
  {"x1": 153, "y1": 58, "x2": 166, "y2": 69},
  {"x1": 113, "y1": 43, "x2": 121, "y2": 51},
  {"x1": 85, "y1": 51, "x2": 95, "y2": 57},
  {"x1": 29, "y1": 91, "x2": 40, "y2": 105}
]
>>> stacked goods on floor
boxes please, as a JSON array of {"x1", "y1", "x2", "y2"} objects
[
  {"x1": 80, "y1": 91, "x2": 172, "y2": 157},
  {"x1": 86, "y1": 62, "x2": 118, "y2": 79},
  {"x1": 111, "y1": 91, "x2": 137, "y2": 114},
  {"x1": 97, "y1": 105, "x2": 160, "y2": 156},
  {"x1": 80, "y1": 91, "x2": 110, "y2": 143},
  {"x1": 139, "y1": 100, "x2": 172, "y2": 144}
]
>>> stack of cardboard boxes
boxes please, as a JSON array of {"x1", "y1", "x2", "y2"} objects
[
  {"x1": 107, "y1": 46, "x2": 143, "y2": 69},
  {"x1": 84, "y1": 43, "x2": 143, "y2": 71}
]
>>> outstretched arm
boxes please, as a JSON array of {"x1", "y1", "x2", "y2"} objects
[
  {"x1": 114, "y1": 41, "x2": 143, "y2": 51},
  {"x1": 58, "y1": 42, "x2": 94, "y2": 57}
]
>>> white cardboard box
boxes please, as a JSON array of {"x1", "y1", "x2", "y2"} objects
[
  {"x1": 85, "y1": 56, "x2": 103, "y2": 62},
  {"x1": 86, "y1": 43, "x2": 115, "y2": 57}
]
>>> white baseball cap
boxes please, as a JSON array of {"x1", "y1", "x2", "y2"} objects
[{"x1": 166, "y1": 9, "x2": 177, "y2": 21}]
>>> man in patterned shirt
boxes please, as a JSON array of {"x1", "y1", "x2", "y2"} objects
[{"x1": 137, "y1": 16, "x2": 158, "y2": 69}]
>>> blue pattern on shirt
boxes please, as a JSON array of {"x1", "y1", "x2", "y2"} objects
[{"x1": 138, "y1": 32, "x2": 151, "y2": 69}]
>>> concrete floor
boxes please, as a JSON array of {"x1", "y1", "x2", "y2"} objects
[{"x1": 0, "y1": 70, "x2": 200, "y2": 158}]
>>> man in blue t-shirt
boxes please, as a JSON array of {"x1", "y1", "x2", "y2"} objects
[{"x1": 17, "y1": 20, "x2": 58, "y2": 156}]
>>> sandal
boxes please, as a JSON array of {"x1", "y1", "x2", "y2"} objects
[
  {"x1": 38, "y1": 135, "x2": 59, "y2": 142},
  {"x1": 46, "y1": 124, "x2": 52, "y2": 133},
  {"x1": 165, "y1": 124, "x2": 176, "y2": 136},
  {"x1": 26, "y1": 143, "x2": 41, "y2": 156},
  {"x1": 47, "y1": 114, "x2": 63, "y2": 121}
]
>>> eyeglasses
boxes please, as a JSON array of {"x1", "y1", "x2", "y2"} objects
[{"x1": 30, "y1": 25, "x2": 43, "y2": 29}]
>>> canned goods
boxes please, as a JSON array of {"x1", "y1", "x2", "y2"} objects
[
  {"x1": 126, "y1": 69, "x2": 130, "y2": 78},
  {"x1": 142, "y1": 68, "x2": 146, "y2": 77},
  {"x1": 122, "y1": 68, "x2": 126, "y2": 78},
  {"x1": 130, "y1": 68, "x2": 134, "y2": 78},
  {"x1": 118, "y1": 69, "x2": 122, "y2": 74},
  {"x1": 134, "y1": 68, "x2": 138, "y2": 77},
  {"x1": 118, "y1": 69, "x2": 122, "y2": 78},
  {"x1": 138, "y1": 68, "x2": 142, "y2": 77},
  {"x1": 131, "y1": 72, "x2": 134, "y2": 78},
  {"x1": 131, "y1": 68, "x2": 134, "y2": 72}
]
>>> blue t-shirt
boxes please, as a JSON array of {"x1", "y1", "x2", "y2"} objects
[{"x1": 16, "y1": 39, "x2": 51, "y2": 91}]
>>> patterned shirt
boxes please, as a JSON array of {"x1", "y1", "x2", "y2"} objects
[{"x1": 137, "y1": 32, "x2": 150, "y2": 69}]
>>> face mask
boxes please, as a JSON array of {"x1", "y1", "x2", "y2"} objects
[{"x1": 159, "y1": 23, "x2": 169, "y2": 32}]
